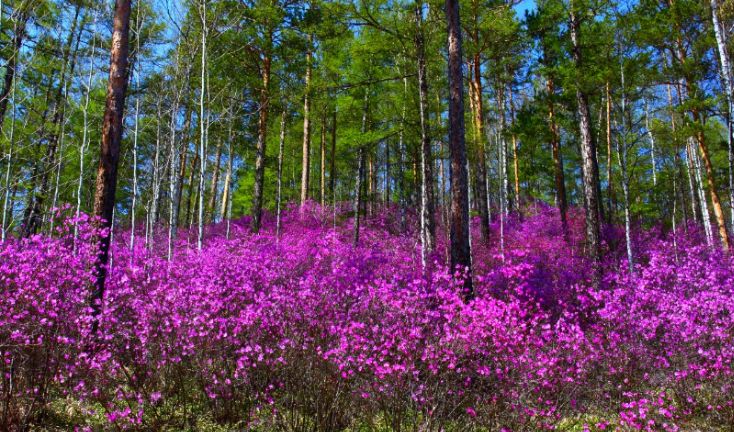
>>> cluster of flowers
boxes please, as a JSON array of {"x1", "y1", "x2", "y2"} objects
[{"x1": 1, "y1": 202, "x2": 733, "y2": 430}]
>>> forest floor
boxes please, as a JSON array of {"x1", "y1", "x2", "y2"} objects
[{"x1": 2, "y1": 202, "x2": 734, "y2": 431}]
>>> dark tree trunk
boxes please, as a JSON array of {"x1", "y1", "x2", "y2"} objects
[
  {"x1": 569, "y1": 5, "x2": 602, "y2": 271},
  {"x1": 547, "y1": 77, "x2": 568, "y2": 237},
  {"x1": 445, "y1": 0, "x2": 473, "y2": 299},
  {"x1": 92, "y1": 0, "x2": 132, "y2": 323},
  {"x1": 251, "y1": 46, "x2": 272, "y2": 233}
]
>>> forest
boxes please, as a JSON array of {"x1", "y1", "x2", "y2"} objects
[{"x1": 2, "y1": 0, "x2": 734, "y2": 430}]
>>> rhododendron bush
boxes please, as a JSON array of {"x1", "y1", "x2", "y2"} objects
[{"x1": 1, "y1": 204, "x2": 733, "y2": 430}]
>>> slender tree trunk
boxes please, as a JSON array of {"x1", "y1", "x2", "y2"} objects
[
  {"x1": 320, "y1": 109, "x2": 326, "y2": 206},
  {"x1": 225, "y1": 132, "x2": 234, "y2": 240},
  {"x1": 711, "y1": 0, "x2": 734, "y2": 229},
  {"x1": 353, "y1": 148, "x2": 365, "y2": 246},
  {"x1": 415, "y1": 1, "x2": 436, "y2": 262},
  {"x1": 75, "y1": 16, "x2": 99, "y2": 247},
  {"x1": 691, "y1": 106, "x2": 730, "y2": 249},
  {"x1": 606, "y1": 82, "x2": 614, "y2": 222},
  {"x1": 353, "y1": 91, "x2": 369, "y2": 246},
  {"x1": 367, "y1": 155, "x2": 374, "y2": 215},
  {"x1": 329, "y1": 104, "x2": 337, "y2": 202},
  {"x1": 175, "y1": 99, "x2": 193, "y2": 226},
  {"x1": 167, "y1": 57, "x2": 182, "y2": 260},
  {"x1": 185, "y1": 149, "x2": 198, "y2": 228},
  {"x1": 251, "y1": 41, "x2": 272, "y2": 233},
  {"x1": 206, "y1": 138, "x2": 223, "y2": 223},
  {"x1": 148, "y1": 100, "x2": 163, "y2": 245},
  {"x1": 219, "y1": 109, "x2": 234, "y2": 219},
  {"x1": 276, "y1": 109, "x2": 286, "y2": 237},
  {"x1": 570, "y1": 4, "x2": 602, "y2": 269},
  {"x1": 92, "y1": 0, "x2": 132, "y2": 324},
  {"x1": 617, "y1": 63, "x2": 634, "y2": 273},
  {"x1": 129, "y1": 5, "x2": 141, "y2": 251},
  {"x1": 446, "y1": 0, "x2": 473, "y2": 299},
  {"x1": 469, "y1": 55, "x2": 490, "y2": 242},
  {"x1": 197, "y1": 0, "x2": 208, "y2": 250},
  {"x1": 644, "y1": 98, "x2": 658, "y2": 186},
  {"x1": 385, "y1": 140, "x2": 390, "y2": 203},
  {"x1": 398, "y1": 76, "x2": 408, "y2": 231},
  {"x1": 547, "y1": 77, "x2": 568, "y2": 236},
  {"x1": 300, "y1": 34, "x2": 313, "y2": 208},
  {"x1": 509, "y1": 84, "x2": 520, "y2": 212},
  {"x1": 691, "y1": 136, "x2": 714, "y2": 245},
  {"x1": 498, "y1": 86, "x2": 511, "y2": 216}
]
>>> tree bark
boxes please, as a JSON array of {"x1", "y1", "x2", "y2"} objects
[
  {"x1": 353, "y1": 91, "x2": 369, "y2": 246},
  {"x1": 206, "y1": 138, "x2": 223, "y2": 224},
  {"x1": 329, "y1": 104, "x2": 337, "y2": 201},
  {"x1": 251, "y1": 41, "x2": 272, "y2": 233},
  {"x1": 605, "y1": 82, "x2": 614, "y2": 222},
  {"x1": 547, "y1": 77, "x2": 568, "y2": 236},
  {"x1": 276, "y1": 108, "x2": 286, "y2": 237},
  {"x1": 446, "y1": 0, "x2": 473, "y2": 299},
  {"x1": 92, "y1": 0, "x2": 132, "y2": 323},
  {"x1": 509, "y1": 84, "x2": 521, "y2": 213},
  {"x1": 710, "y1": 0, "x2": 734, "y2": 229},
  {"x1": 569, "y1": 4, "x2": 602, "y2": 269},
  {"x1": 415, "y1": 1, "x2": 436, "y2": 260},
  {"x1": 469, "y1": 55, "x2": 490, "y2": 243},
  {"x1": 300, "y1": 34, "x2": 313, "y2": 208},
  {"x1": 320, "y1": 109, "x2": 326, "y2": 206}
]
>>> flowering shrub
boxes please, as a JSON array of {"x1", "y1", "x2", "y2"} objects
[{"x1": 1, "y1": 202, "x2": 733, "y2": 430}]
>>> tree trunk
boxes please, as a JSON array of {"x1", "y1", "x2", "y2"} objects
[
  {"x1": 617, "y1": 64, "x2": 634, "y2": 273},
  {"x1": 251, "y1": 44, "x2": 272, "y2": 233},
  {"x1": 469, "y1": 55, "x2": 490, "y2": 243},
  {"x1": 300, "y1": 34, "x2": 313, "y2": 208},
  {"x1": 197, "y1": 0, "x2": 208, "y2": 250},
  {"x1": 415, "y1": 1, "x2": 436, "y2": 261},
  {"x1": 690, "y1": 104, "x2": 730, "y2": 249},
  {"x1": 353, "y1": 91, "x2": 369, "y2": 246},
  {"x1": 711, "y1": 0, "x2": 734, "y2": 229},
  {"x1": 446, "y1": 0, "x2": 473, "y2": 299},
  {"x1": 206, "y1": 138, "x2": 223, "y2": 224},
  {"x1": 644, "y1": 98, "x2": 658, "y2": 186},
  {"x1": 276, "y1": 109, "x2": 286, "y2": 237},
  {"x1": 509, "y1": 84, "x2": 521, "y2": 213},
  {"x1": 92, "y1": 0, "x2": 132, "y2": 323},
  {"x1": 320, "y1": 109, "x2": 326, "y2": 206},
  {"x1": 605, "y1": 81, "x2": 614, "y2": 222},
  {"x1": 175, "y1": 97, "x2": 193, "y2": 227},
  {"x1": 547, "y1": 77, "x2": 568, "y2": 236},
  {"x1": 569, "y1": 4, "x2": 602, "y2": 270},
  {"x1": 329, "y1": 105, "x2": 337, "y2": 202}
]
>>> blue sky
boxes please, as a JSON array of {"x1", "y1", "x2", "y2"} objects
[{"x1": 514, "y1": 0, "x2": 537, "y2": 16}]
